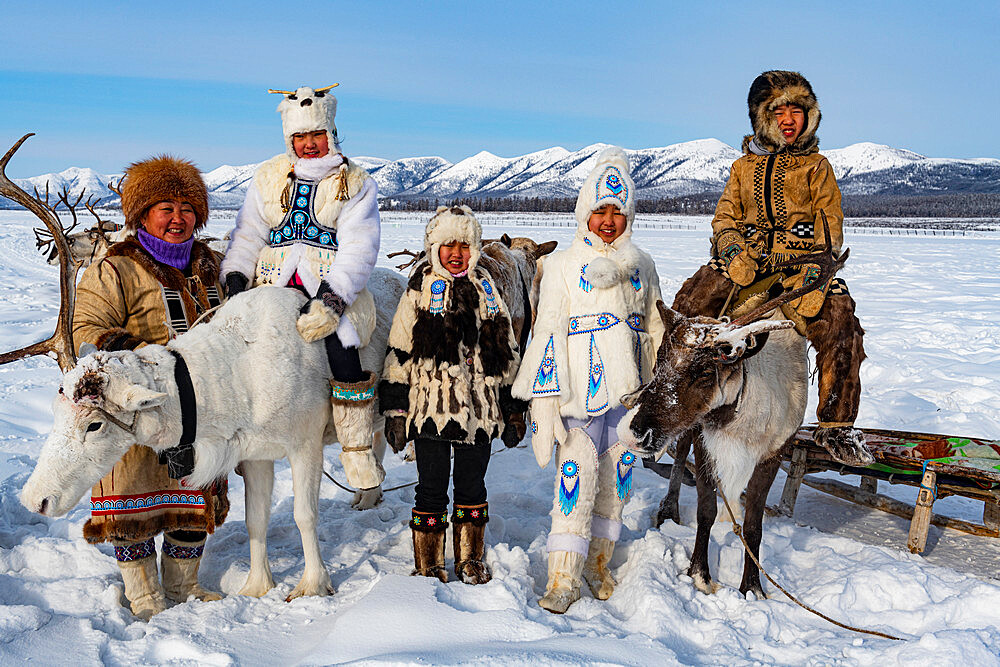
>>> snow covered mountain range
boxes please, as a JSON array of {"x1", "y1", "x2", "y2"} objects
[{"x1": 7, "y1": 140, "x2": 1000, "y2": 210}]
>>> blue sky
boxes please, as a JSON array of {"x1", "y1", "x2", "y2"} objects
[{"x1": 1, "y1": 1, "x2": 997, "y2": 176}]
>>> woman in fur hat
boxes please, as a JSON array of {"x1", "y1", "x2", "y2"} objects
[
  {"x1": 671, "y1": 70, "x2": 869, "y2": 465},
  {"x1": 512, "y1": 147, "x2": 666, "y2": 613},
  {"x1": 222, "y1": 85, "x2": 385, "y2": 494},
  {"x1": 73, "y1": 156, "x2": 228, "y2": 620},
  {"x1": 378, "y1": 205, "x2": 525, "y2": 584}
]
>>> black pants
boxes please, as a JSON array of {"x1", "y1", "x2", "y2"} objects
[
  {"x1": 326, "y1": 333, "x2": 364, "y2": 383},
  {"x1": 413, "y1": 438, "x2": 491, "y2": 514}
]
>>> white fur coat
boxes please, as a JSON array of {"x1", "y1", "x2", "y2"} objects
[
  {"x1": 512, "y1": 235, "x2": 665, "y2": 419},
  {"x1": 221, "y1": 154, "x2": 380, "y2": 348}
]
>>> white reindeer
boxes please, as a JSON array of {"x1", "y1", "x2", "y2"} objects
[{"x1": 21, "y1": 278, "x2": 404, "y2": 600}]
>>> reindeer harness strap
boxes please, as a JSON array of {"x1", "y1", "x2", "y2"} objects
[{"x1": 157, "y1": 349, "x2": 198, "y2": 479}]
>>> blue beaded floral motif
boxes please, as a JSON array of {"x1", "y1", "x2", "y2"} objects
[
  {"x1": 568, "y1": 312, "x2": 621, "y2": 336},
  {"x1": 429, "y1": 279, "x2": 447, "y2": 314},
  {"x1": 616, "y1": 451, "x2": 635, "y2": 500},
  {"x1": 559, "y1": 459, "x2": 580, "y2": 515}
]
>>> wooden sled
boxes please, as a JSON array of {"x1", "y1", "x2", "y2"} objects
[{"x1": 778, "y1": 427, "x2": 1000, "y2": 553}]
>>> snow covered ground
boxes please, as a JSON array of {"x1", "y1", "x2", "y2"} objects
[{"x1": 1, "y1": 210, "x2": 999, "y2": 665}]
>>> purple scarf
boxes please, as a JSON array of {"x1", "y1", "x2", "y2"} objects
[{"x1": 137, "y1": 228, "x2": 194, "y2": 271}]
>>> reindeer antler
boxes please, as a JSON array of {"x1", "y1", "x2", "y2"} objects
[
  {"x1": 0, "y1": 134, "x2": 80, "y2": 372},
  {"x1": 728, "y1": 211, "x2": 848, "y2": 328},
  {"x1": 386, "y1": 248, "x2": 425, "y2": 271}
]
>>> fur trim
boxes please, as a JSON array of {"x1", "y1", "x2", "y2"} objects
[
  {"x1": 120, "y1": 156, "x2": 209, "y2": 231},
  {"x1": 745, "y1": 70, "x2": 821, "y2": 155},
  {"x1": 275, "y1": 86, "x2": 340, "y2": 162},
  {"x1": 296, "y1": 298, "x2": 340, "y2": 343},
  {"x1": 574, "y1": 146, "x2": 636, "y2": 235},
  {"x1": 583, "y1": 257, "x2": 625, "y2": 289},
  {"x1": 424, "y1": 205, "x2": 483, "y2": 279},
  {"x1": 107, "y1": 237, "x2": 220, "y2": 320}
]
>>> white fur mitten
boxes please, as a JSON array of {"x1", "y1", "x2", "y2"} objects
[
  {"x1": 528, "y1": 395, "x2": 567, "y2": 468},
  {"x1": 296, "y1": 298, "x2": 341, "y2": 342}
]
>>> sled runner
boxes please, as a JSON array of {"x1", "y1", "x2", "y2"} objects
[{"x1": 778, "y1": 427, "x2": 1000, "y2": 552}]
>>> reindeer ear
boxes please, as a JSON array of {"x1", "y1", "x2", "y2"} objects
[
  {"x1": 656, "y1": 300, "x2": 683, "y2": 332},
  {"x1": 536, "y1": 241, "x2": 558, "y2": 258},
  {"x1": 107, "y1": 383, "x2": 168, "y2": 412},
  {"x1": 500, "y1": 233, "x2": 512, "y2": 247}
]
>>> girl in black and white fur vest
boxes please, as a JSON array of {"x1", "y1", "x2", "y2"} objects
[{"x1": 379, "y1": 205, "x2": 526, "y2": 584}]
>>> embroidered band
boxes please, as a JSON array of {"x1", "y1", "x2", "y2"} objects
[
  {"x1": 92, "y1": 491, "x2": 207, "y2": 516},
  {"x1": 452, "y1": 503, "x2": 489, "y2": 525},
  {"x1": 114, "y1": 537, "x2": 156, "y2": 562},
  {"x1": 410, "y1": 509, "x2": 449, "y2": 532},
  {"x1": 568, "y1": 312, "x2": 621, "y2": 336},
  {"x1": 162, "y1": 540, "x2": 205, "y2": 559}
]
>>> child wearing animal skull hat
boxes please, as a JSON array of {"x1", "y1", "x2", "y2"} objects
[
  {"x1": 222, "y1": 85, "x2": 385, "y2": 494},
  {"x1": 378, "y1": 205, "x2": 526, "y2": 584},
  {"x1": 671, "y1": 70, "x2": 870, "y2": 465},
  {"x1": 512, "y1": 147, "x2": 666, "y2": 613}
]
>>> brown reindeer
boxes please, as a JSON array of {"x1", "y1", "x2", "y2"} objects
[{"x1": 617, "y1": 229, "x2": 870, "y2": 598}]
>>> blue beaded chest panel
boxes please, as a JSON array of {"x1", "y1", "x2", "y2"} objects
[{"x1": 269, "y1": 180, "x2": 338, "y2": 250}]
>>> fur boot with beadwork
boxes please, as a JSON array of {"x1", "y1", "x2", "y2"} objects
[
  {"x1": 453, "y1": 503, "x2": 491, "y2": 584},
  {"x1": 115, "y1": 538, "x2": 167, "y2": 621},
  {"x1": 538, "y1": 550, "x2": 585, "y2": 614},
  {"x1": 161, "y1": 534, "x2": 223, "y2": 603},
  {"x1": 410, "y1": 510, "x2": 448, "y2": 582},
  {"x1": 330, "y1": 371, "x2": 386, "y2": 490},
  {"x1": 582, "y1": 537, "x2": 617, "y2": 600}
]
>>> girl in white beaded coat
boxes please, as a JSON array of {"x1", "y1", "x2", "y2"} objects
[
  {"x1": 222, "y1": 85, "x2": 384, "y2": 492},
  {"x1": 512, "y1": 147, "x2": 665, "y2": 613}
]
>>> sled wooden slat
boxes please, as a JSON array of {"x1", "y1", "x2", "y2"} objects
[{"x1": 779, "y1": 427, "x2": 1000, "y2": 550}]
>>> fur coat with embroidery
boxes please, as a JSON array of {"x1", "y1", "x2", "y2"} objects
[
  {"x1": 712, "y1": 70, "x2": 845, "y2": 318},
  {"x1": 378, "y1": 262, "x2": 523, "y2": 446},
  {"x1": 221, "y1": 153, "x2": 379, "y2": 348},
  {"x1": 512, "y1": 233, "x2": 665, "y2": 420},
  {"x1": 72, "y1": 236, "x2": 227, "y2": 544}
]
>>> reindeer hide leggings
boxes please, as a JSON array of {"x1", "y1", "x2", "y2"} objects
[
  {"x1": 547, "y1": 406, "x2": 637, "y2": 556},
  {"x1": 672, "y1": 265, "x2": 866, "y2": 425}
]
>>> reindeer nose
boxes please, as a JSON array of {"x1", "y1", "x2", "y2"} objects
[
  {"x1": 300, "y1": 99, "x2": 313, "y2": 107},
  {"x1": 39, "y1": 497, "x2": 50, "y2": 515}
]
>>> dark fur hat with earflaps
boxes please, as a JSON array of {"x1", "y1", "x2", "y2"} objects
[
  {"x1": 742, "y1": 70, "x2": 821, "y2": 156},
  {"x1": 120, "y1": 155, "x2": 209, "y2": 231}
]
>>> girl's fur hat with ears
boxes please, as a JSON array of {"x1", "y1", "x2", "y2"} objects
[
  {"x1": 120, "y1": 155, "x2": 209, "y2": 232},
  {"x1": 744, "y1": 70, "x2": 821, "y2": 155},
  {"x1": 574, "y1": 145, "x2": 636, "y2": 241},
  {"x1": 276, "y1": 86, "x2": 340, "y2": 162},
  {"x1": 424, "y1": 205, "x2": 482, "y2": 279}
]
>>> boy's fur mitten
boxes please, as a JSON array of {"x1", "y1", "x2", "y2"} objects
[
  {"x1": 297, "y1": 284, "x2": 347, "y2": 343},
  {"x1": 717, "y1": 229, "x2": 757, "y2": 286}
]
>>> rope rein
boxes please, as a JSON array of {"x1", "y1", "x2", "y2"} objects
[
  {"x1": 322, "y1": 443, "x2": 521, "y2": 495},
  {"x1": 718, "y1": 489, "x2": 901, "y2": 641}
]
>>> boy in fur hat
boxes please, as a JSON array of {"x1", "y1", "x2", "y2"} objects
[
  {"x1": 379, "y1": 205, "x2": 525, "y2": 584},
  {"x1": 222, "y1": 85, "x2": 385, "y2": 493},
  {"x1": 512, "y1": 147, "x2": 666, "y2": 613},
  {"x1": 672, "y1": 70, "x2": 870, "y2": 465}
]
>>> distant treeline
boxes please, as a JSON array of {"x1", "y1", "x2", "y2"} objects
[{"x1": 380, "y1": 192, "x2": 1000, "y2": 218}]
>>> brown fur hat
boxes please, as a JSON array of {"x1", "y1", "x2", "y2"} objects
[
  {"x1": 743, "y1": 70, "x2": 821, "y2": 155},
  {"x1": 120, "y1": 155, "x2": 209, "y2": 231}
]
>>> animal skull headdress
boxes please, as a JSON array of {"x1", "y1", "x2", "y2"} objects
[{"x1": 269, "y1": 85, "x2": 340, "y2": 162}]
